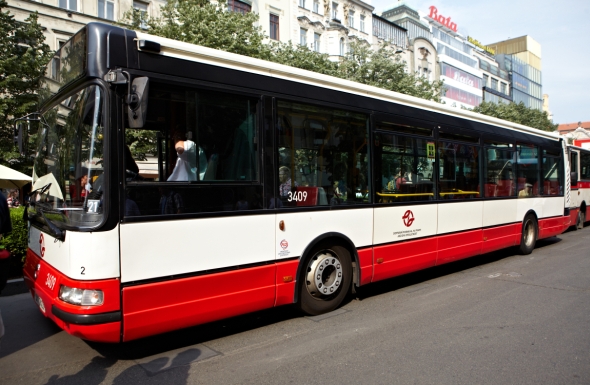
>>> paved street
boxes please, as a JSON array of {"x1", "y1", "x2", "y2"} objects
[{"x1": 1, "y1": 228, "x2": 589, "y2": 385}]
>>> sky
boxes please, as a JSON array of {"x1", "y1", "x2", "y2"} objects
[{"x1": 367, "y1": 0, "x2": 590, "y2": 125}]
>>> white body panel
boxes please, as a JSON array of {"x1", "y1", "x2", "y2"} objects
[
  {"x1": 373, "y1": 197, "x2": 566, "y2": 246},
  {"x1": 28, "y1": 225, "x2": 120, "y2": 280},
  {"x1": 120, "y1": 215, "x2": 275, "y2": 283},
  {"x1": 572, "y1": 188, "x2": 590, "y2": 210},
  {"x1": 275, "y1": 209, "x2": 373, "y2": 260},
  {"x1": 438, "y1": 201, "x2": 483, "y2": 234},
  {"x1": 373, "y1": 204, "x2": 438, "y2": 244}
]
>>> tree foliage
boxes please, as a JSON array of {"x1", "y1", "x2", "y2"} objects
[
  {"x1": 0, "y1": 0, "x2": 52, "y2": 170},
  {"x1": 339, "y1": 41, "x2": 443, "y2": 101},
  {"x1": 470, "y1": 101, "x2": 557, "y2": 132},
  {"x1": 121, "y1": 0, "x2": 443, "y2": 102}
]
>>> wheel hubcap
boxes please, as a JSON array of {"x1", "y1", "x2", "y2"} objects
[
  {"x1": 306, "y1": 252, "x2": 343, "y2": 299},
  {"x1": 524, "y1": 220, "x2": 534, "y2": 246}
]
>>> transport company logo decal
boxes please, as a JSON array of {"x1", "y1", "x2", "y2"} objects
[
  {"x1": 392, "y1": 210, "x2": 422, "y2": 239},
  {"x1": 402, "y1": 210, "x2": 415, "y2": 227}
]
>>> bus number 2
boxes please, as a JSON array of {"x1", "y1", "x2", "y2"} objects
[
  {"x1": 287, "y1": 191, "x2": 308, "y2": 202},
  {"x1": 81, "y1": 267, "x2": 86, "y2": 275}
]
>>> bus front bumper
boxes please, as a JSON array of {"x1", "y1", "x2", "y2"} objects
[{"x1": 24, "y1": 249, "x2": 122, "y2": 343}]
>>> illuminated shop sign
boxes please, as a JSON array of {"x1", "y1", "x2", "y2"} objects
[
  {"x1": 467, "y1": 36, "x2": 495, "y2": 55},
  {"x1": 441, "y1": 63, "x2": 481, "y2": 89},
  {"x1": 444, "y1": 85, "x2": 482, "y2": 106},
  {"x1": 428, "y1": 6, "x2": 457, "y2": 32}
]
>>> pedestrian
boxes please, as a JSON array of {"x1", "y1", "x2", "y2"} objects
[{"x1": 0, "y1": 189, "x2": 13, "y2": 348}]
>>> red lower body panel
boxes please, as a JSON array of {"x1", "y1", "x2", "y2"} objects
[
  {"x1": 373, "y1": 238, "x2": 437, "y2": 282},
  {"x1": 275, "y1": 259, "x2": 298, "y2": 306},
  {"x1": 122, "y1": 265, "x2": 276, "y2": 341},
  {"x1": 482, "y1": 223, "x2": 520, "y2": 254},
  {"x1": 23, "y1": 250, "x2": 122, "y2": 343},
  {"x1": 538, "y1": 216, "x2": 570, "y2": 239},
  {"x1": 357, "y1": 248, "x2": 373, "y2": 286},
  {"x1": 437, "y1": 229, "x2": 483, "y2": 265}
]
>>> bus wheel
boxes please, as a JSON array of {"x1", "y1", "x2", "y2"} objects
[
  {"x1": 519, "y1": 214, "x2": 538, "y2": 255},
  {"x1": 299, "y1": 245, "x2": 352, "y2": 316},
  {"x1": 577, "y1": 211, "x2": 585, "y2": 230}
]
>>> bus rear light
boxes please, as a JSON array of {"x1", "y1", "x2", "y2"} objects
[{"x1": 59, "y1": 285, "x2": 104, "y2": 306}]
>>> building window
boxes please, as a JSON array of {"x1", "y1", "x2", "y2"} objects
[
  {"x1": 299, "y1": 0, "x2": 305, "y2": 8},
  {"x1": 332, "y1": 2, "x2": 338, "y2": 20},
  {"x1": 339, "y1": 37, "x2": 345, "y2": 56},
  {"x1": 360, "y1": 15, "x2": 365, "y2": 32},
  {"x1": 500, "y1": 82, "x2": 507, "y2": 95},
  {"x1": 300, "y1": 28, "x2": 307, "y2": 47},
  {"x1": 51, "y1": 40, "x2": 66, "y2": 81},
  {"x1": 228, "y1": 0, "x2": 251, "y2": 14},
  {"x1": 133, "y1": 1, "x2": 148, "y2": 28},
  {"x1": 491, "y1": 78, "x2": 498, "y2": 91},
  {"x1": 98, "y1": 0, "x2": 115, "y2": 20},
  {"x1": 314, "y1": 33, "x2": 321, "y2": 52},
  {"x1": 269, "y1": 14, "x2": 279, "y2": 40},
  {"x1": 313, "y1": 0, "x2": 319, "y2": 13},
  {"x1": 59, "y1": 0, "x2": 77, "y2": 11},
  {"x1": 482, "y1": 74, "x2": 489, "y2": 88},
  {"x1": 349, "y1": 10, "x2": 355, "y2": 28}
]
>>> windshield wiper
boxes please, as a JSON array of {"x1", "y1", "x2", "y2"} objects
[{"x1": 36, "y1": 206, "x2": 65, "y2": 241}]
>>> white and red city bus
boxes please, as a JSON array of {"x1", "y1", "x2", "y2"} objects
[
  {"x1": 21, "y1": 23, "x2": 571, "y2": 343},
  {"x1": 567, "y1": 144, "x2": 590, "y2": 229}
]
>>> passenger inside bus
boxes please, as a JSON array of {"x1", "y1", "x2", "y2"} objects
[
  {"x1": 168, "y1": 131, "x2": 208, "y2": 181},
  {"x1": 518, "y1": 183, "x2": 533, "y2": 197}
]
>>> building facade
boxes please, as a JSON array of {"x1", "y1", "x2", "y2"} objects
[
  {"x1": 6, "y1": 0, "x2": 167, "y2": 52},
  {"x1": 488, "y1": 36, "x2": 543, "y2": 111}
]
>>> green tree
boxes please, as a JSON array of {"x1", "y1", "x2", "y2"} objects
[
  {"x1": 470, "y1": 101, "x2": 557, "y2": 132},
  {"x1": 125, "y1": 0, "x2": 272, "y2": 60},
  {"x1": 0, "y1": 0, "x2": 52, "y2": 170},
  {"x1": 122, "y1": 1, "x2": 443, "y2": 102},
  {"x1": 339, "y1": 41, "x2": 444, "y2": 101},
  {"x1": 269, "y1": 41, "x2": 339, "y2": 76}
]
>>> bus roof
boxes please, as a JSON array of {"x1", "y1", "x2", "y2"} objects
[{"x1": 135, "y1": 29, "x2": 561, "y2": 144}]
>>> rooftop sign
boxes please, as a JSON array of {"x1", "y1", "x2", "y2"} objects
[
  {"x1": 468, "y1": 36, "x2": 495, "y2": 55},
  {"x1": 428, "y1": 6, "x2": 457, "y2": 32}
]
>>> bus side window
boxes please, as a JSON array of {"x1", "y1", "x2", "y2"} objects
[
  {"x1": 124, "y1": 82, "x2": 262, "y2": 216},
  {"x1": 276, "y1": 100, "x2": 370, "y2": 207}
]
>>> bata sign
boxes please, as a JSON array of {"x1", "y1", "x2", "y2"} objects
[{"x1": 428, "y1": 6, "x2": 458, "y2": 32}]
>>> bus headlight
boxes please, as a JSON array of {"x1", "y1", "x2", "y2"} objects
[{"x1": 59, "y1": 285, "x2": 104, "y2": 306}]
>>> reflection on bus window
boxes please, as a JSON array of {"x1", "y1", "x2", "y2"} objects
[
  {"x1": 276, "y1": 100, "x2": 370, "y2": 207},
  {"x1": 542, "y1": 149, "x2": 563, "y2": 196},
  {"x1": 516, "y1": 144, "x2": 540, "y2": 197},
  {"x1": 124, "y1": 82, "x2": 261, "y2": 216},
  {"x1": 485, "y1": 146, "x2": 515, "y2": 197},
  {"x1": 438, "y1": 141, "x2": 480, "y2": 199},
  {"x1": 375, "y1": 132, "x2": 434, "y2": 203}
]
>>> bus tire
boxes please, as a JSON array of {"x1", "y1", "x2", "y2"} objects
[
  {"x1": 519, "y1": 214, "x2": 538, "y2": 255},
  {"x1": 577, "y1": 211, "x2": 585, "y2": 230},
  {"x1": 298, "y1": 244, "x2": 352, "y2": 316}
]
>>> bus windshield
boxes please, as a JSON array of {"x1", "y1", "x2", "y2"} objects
[{"x1": 30, "y1": 85, "x2": 105, "y2": 230}]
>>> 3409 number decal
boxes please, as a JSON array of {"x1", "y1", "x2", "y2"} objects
[{"x1": 287, "y1": 190, "x2": 308, "y2": 202}]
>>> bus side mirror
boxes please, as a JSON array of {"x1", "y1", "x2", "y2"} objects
[
  {"x1": 127, "y1": 77, "x2": 149, "y2": 128},
  {"x1": 571, "y1": 171, "x2": 578, "y2": 185}
]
